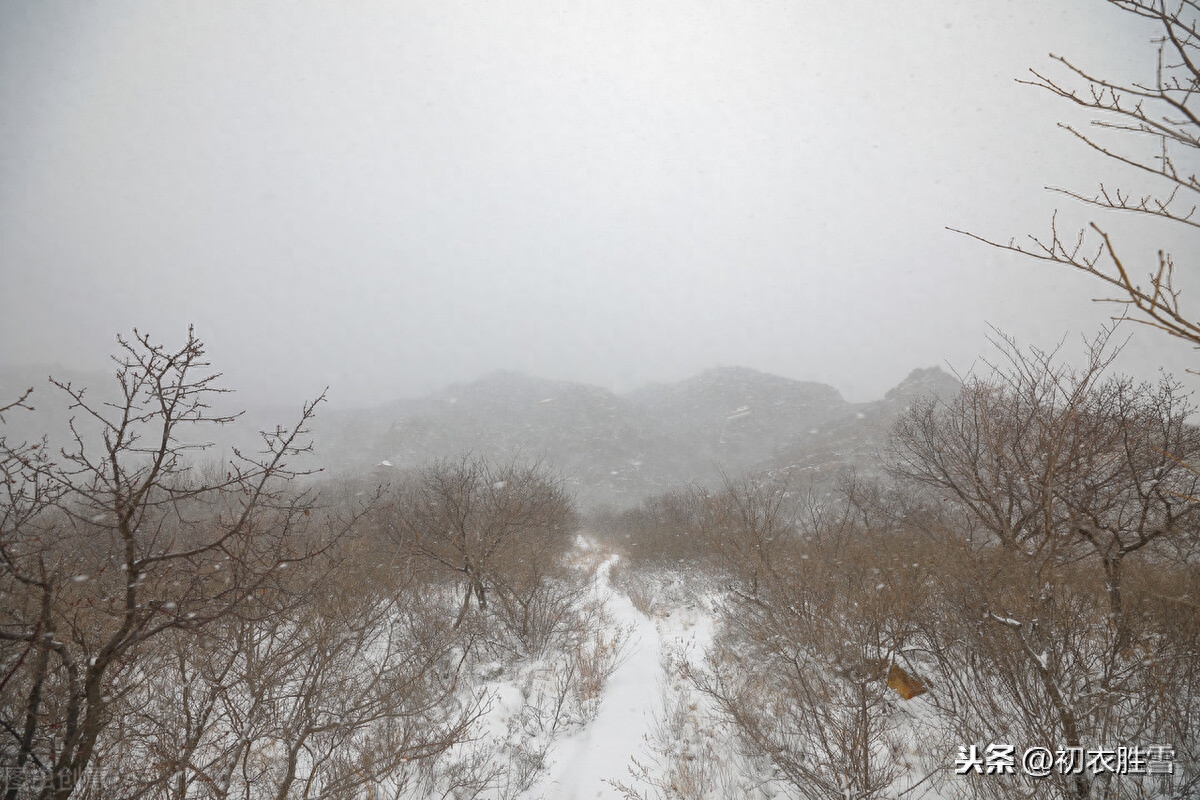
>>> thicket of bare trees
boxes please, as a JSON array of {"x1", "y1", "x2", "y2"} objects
[
  {"x1": 691, "y1": 523, "x2": 941, "y2": 800},
  {"x1": 918, "y1": 4, "x2": 1200, "y2": 793},
  {"x1": 603, "y1": 330, "x2": 1198, "y2": 800},
  {"x1": 1, "y1": 330, "x2": 630, "y2": 800},
  {"x1": 82, "y1": 522, "x2": 492, "y2": 800},
  {"x1": 372, "y1": 454, "x2": 633, "y2": 791},
  {"x1": 890, "y1": 327, "x2": 1200, "y2": 638},
  {"x1": 3, "y1": 330, "x2": 1193, "y2": 800},
  {"x1": 379, "y1": 455, "x2": 580, "y2": 651},
  {"x1": 889, "y1": 329, "x2": 1200, "y2": 800},
  {"x1": 598, "y1": 472, "x2": 947, "y2": 800}
]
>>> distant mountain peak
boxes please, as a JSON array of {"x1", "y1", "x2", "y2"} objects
[
  {"x1": 303, "y1": 363, "x2": 965, "y2": 511},
  {"x1": 465, "y1": 369, "x2": 546, "y2": 387},
  {"x1": 695, "y1": 365, "x2": 772, "y2": 380},
  {"x1": 635, "y1": 365, "x2": 845, "y2": 401},
  {"x1": 884, "y1": 366, "x2": 960, "y2": 402},
  {"x1": 439, "y1": 370, "x2": 560, "y2": 399}
]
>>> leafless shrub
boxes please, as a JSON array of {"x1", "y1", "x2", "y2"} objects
[
  {"x1": 382, "y1": 454, "x2": 579, "y2": 641},
  {"x1": 688, "y1": 472, "x2": 796, "y2": 599},
  {"x1": 591, "y1": 490, "x2": 709, "y2": 568},
  {"x1": 612, "y1": 652, "x2": 760, "y2": 800},
  {"x1": 690, "y1": 522, "x2": 941, "y2": 800}
]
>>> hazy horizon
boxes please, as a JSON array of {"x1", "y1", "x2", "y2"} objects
[{"x1": 1, "y1": 355, "x2": 954, "y2": 411}]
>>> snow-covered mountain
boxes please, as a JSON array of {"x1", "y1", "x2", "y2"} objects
[
  {"x1": 311, "y1": 366, "x2": 960, "y2": 509},
  {"x1": 0, "y1": 362, "x2": 959, "y2": 508}
]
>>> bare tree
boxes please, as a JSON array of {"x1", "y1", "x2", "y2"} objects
[
  {"x1": 385, "y1": 454, "x2": 578, "y2": 636},
  {"x1": 590, "y1": 489, "x2": 709, "y2": 567},
  {"x1": 951, "y1": 0, "x2": 1200, "y2": 352},
  {"x1": 690, "y1": 472, "x2": 795, "y2": 599},
  {"x1": 0, "y1": 328, "x2": 333, "y2": 800}
]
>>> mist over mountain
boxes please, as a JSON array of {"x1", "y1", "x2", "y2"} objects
[
  {"x1": 0, "y1": 363, "x2": 959, "y2": 509},
  {"x1": 313, "y1": 365, "x2": 960, "y2": 508}
]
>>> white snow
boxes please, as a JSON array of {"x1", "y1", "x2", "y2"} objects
[
  {"x1": 537, "y1": 556, "x2": 663, "y2": 799},
  {"x1": 727, "y1": 406, "x2": 752, "y2": 420},
  {"x1": 988, "y1": 612, "x2": 1022, "y2": 628}
]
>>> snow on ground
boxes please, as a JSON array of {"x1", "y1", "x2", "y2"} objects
[
  {"x1": 511, "y1": 549, "x2": 998, "y2": 800},
  {"x1": 534, "y1": 554, "x2": 664, "y2": 799}
]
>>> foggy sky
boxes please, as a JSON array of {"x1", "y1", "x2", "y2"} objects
[{"x1": 1, "y1": 0, "x2": 1194, "y2": 409}]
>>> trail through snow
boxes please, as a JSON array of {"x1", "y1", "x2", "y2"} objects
[{"x1": 537, "y1": 555, "x2": 662, "y2": 799}]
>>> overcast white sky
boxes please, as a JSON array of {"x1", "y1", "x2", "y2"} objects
[{"x1": 1, "y1": 0, "x2": 1194, "y2": 407}]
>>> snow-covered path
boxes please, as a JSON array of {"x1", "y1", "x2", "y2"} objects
[{"x1": 537, "y1": 555, "x2": 663, "y2": 800}]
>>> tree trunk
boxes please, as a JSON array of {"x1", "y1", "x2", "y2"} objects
[{"x1": 1100, "y1": 552, "x2": 1130, "y2": 654}]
